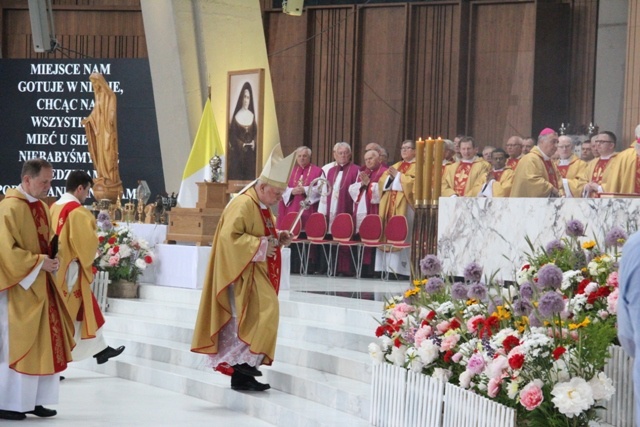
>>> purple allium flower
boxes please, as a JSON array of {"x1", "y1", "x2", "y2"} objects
[
  {"x1": 463, "y1": 262, "x2": 483, "y2": 282},
  {"x1": 537, "y1": 291, "x2": 565, "y2": 318},
  {"x1": 529, "y1": 312, "x2": 544, "y2": 327},
  {"x1": 420, "y1": 254, "x2": 443, "y2": 277},
  {"x1": 536, "y1": 264, "x2": 563, "y2": 290},
  {"x1": 545, "y1": 239, "x2": 565, "y2": 254},
  {"x1": 451, "y1": 282, "x2": 468, "y2": 300},
  {"x1": 467, "y1": 281, "x2": 487, "y2": 301},
  {"x1": 487, "y1": 296, "x2": 503, "y2": 314},
  {"x1": 565, "y1": 219, "x2": 585, "y2": 237},
  {"x1": 605, "y1": 226, "x2": 628, "y2": 248},
  {"x1": 425, "y1": 277, "x2": 445, "y2": 294},
  {"x1": 513, "y1": 298, "x2": 533, "y2": 316},
  {"x1": 97, "y1": 211, "x2": 110, "y2": 222},
  {"x1": 520, "y1": 281, "x2": 535, "y2": 300}
]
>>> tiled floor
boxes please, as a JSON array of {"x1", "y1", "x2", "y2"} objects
[{"x1": 17, "y1": 368, "x2": 273, "y2": 426}]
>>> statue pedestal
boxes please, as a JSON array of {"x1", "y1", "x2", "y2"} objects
[{"x1": 167, "y1": 182, "x2": 228, "y2": 245}]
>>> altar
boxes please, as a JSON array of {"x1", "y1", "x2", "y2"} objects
[{"x1": 437, "y1": 197, "x2": 640, "y2": 279}]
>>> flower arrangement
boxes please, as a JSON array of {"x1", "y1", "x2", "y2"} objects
[
  {"x1": 94, "y1": 211, "x2": 155, "y2": 283},
  {"x1": 370, "y1": 220, "x2": 624, "y2": 426}
]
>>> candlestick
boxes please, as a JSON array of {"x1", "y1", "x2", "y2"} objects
[
  {"x1": 424, "y1": 138, "x2": 434, "y2": 203},
  {"x1": 415, "y1": 138, "x2": 424, "y2": 205},
  {"x1": 432, "y1": 137, "x2": 444, "y2": 203}
]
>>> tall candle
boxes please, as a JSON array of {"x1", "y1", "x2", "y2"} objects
[
  {"x1": 424, "y1": 138, "x2": 434, "y2": 203},
  {"x1": 415, "y1": 138, "x2": 424, "y2": 205},
  {"x1": 432, "y1": 137, "x2": 444, "y2": 203}
]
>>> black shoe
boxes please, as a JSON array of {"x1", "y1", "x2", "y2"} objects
[
  {"x1": 231, "y1": 372, "x2": 270, "y2": 391},
  {"x1": 93, "y1": 345, "x2": 125, "y2": 365},
  {"x1": 233, "y1": 363, "x2": 262, "y2": 377},
  {"x1": 59, "y1": 376, "x2": 65, "y2": 381},
  {"x1": 0, "y1": 409, "x2": 26, "y2": 420},
  {"x1": 24, "y1": 405, "x2": 56, "y2": 417}
]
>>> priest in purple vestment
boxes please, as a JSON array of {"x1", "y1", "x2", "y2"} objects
[
  {"x1": 319, "y1": 142, "x2": 360, "y2": 276},
  {"x1": 349, "y1": 149, "x2": 387, "y2": 277},
  {"x1": 276, "y1": 146, "x2": 324, "y2": 231}
]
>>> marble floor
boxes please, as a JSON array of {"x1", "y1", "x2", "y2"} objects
[{"x1": 15, "y1": 274, "x2": 409, "y2": 426}]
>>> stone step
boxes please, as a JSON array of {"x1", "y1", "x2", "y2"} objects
[{"x1": 74, "y1": 353, "x2": 370, "y2": 427}]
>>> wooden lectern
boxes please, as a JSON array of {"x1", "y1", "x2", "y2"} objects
[{"x1": 166, "y1": 182, "x2": 228, "y2": 245}]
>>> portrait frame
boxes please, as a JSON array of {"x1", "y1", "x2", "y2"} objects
[{"x1": 226, "y1": 68, "x2": 265, "y2": 186}]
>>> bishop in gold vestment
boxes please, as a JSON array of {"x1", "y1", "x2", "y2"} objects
[
  {"x1": 511, "y1": 146, "x2": 564, "y2": 197},
  {"x1": 192, "y1": 145, "x2": 294, "y2": 392}
]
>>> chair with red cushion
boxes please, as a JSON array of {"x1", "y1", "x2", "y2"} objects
[
  {"x1": 330, "y1": 213, "x2": 361, "y2": 277},
  {"x1": 357, "y1": 214, "x2": 384, "y2": 278},
  {"x1": 381, "y1": 215, "x2": 411, "y2": 280},
  {"x1": 305, "y1": 212, "x2": 334, "y2": 276}
]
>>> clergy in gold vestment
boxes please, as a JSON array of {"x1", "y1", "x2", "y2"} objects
[
  {"x1": 555, "y1": 136, "x2": 588, "y2": 197},
  {"x1": 511, "y1": 129, "x2": 564, "y2": 197},
  {"x1": 192, "y1": 145, "x2": 294, "y2": 392},
  {"x1": 375, "y1": 140, "x2": 416, "y2": 277},
  {"x1": 442, "y1": 137, "x2": 491, "y2": 197},
  {"x1": 0, "y1": 159, "x2": 74, "y2": 420},
  {"x1": 578, "y1": 131, "x2": 621, "y2": 197},
  {"x1": 607, "y1": 141, "x2": 640, "y2": 194},
  {"x1": 479, "y1": 148, "x2": 514, "y2": 197},
  {"x1": 50, "y1": 171, "x2": 124, "y2": 364}
]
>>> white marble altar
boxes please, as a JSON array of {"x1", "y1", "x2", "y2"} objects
[
  {"x1": 437, "y1": 197, "x2": 640, "y2": 280},
  {"x1": 127, "y1": 223, "x2": 167, "y2": 246}
]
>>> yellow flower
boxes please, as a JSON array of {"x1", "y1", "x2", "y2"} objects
[
  {"x1": 569, "y1": 317, "x2": 590, "y2": 330},
  {"x1": 385, "y1": 303, "x2": 396, "y2": 310},
  {"x1": 515, "y1": 316, "x2": 529, "y2": 333},
  {"x1": 413, "y1": 279, "x2": 427, "y2": 286},
  {"x1": 492, "y1": 305, "x2": 511, "y2": 320},
  {"x1": 466, "y1": 299, "x2": 478, "y2": 306},
  {"x1": 404, "y1": 288, "x2": 419, "y2": 298},
  {"x1": 582, "y1": 240, "x2": 596, "y2": 250}
]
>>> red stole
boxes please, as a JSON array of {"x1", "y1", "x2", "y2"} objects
[
  {"x1": 387, "y1": 162, "x2": 412, "y2": 217},
  {"x1": 557, "y1": 164, "x2": 569, "y2": 178},
  {"x1": 492, "y1": 169, "x2": 505, "y2": 181},
  {"x1": 591, "y1": 158, "x2": 611, "y2": 184},
  {"x1": 258, "y1": 207, "x2": 281, "y2": 294},
  {"x1": 506, "y1": 158, "x2": 520, "y2": 170},
  {"x1": 55, "y1": 201, "x2": 81, "y2": 234},
  {"x1": 453, "y1": 162, "x2": 473, "y2": 196},
  {"x1": 542, "y1": 159, "x2": 559, "y2": 189},
  {"x1": 27, "y1": 199, "x2": 68, "y2": 372}
]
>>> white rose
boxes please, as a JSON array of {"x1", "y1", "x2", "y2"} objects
[
  {"x1": 432, "y1": 368, "x2": 452, "y2": 383},
  {"x1": 551, "y1": 377, "x2": 594, "y2": 418},
  {"x1": 135, "y1": 258, "x2": 147, "y2": 270},
  {"x1": 368, "y1": 343, "x2": 384, "y2": 363},
  {"x1": 459, "y1": 370, "x2": 473, "y2": 389},
  {"x1": 588, "y1": 372, "x2": 615, "y2": 401},
  {"x1": 385, "y1": 345, "x2": 406, "y2": 367},
  {"x1": 417, "y1": 340, "x2": 439, "y2": 365}
]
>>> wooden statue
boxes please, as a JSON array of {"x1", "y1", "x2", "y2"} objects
[{"x1": 82, "y1": 73, "x2": 123, "y2": 202}]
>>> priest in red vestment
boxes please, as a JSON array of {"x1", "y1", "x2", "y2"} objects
[
  {"x1": 0, "y1": 159, "x2": 75, "y2": 420},
  {"x1": 505, "y1": 135, "x2": 524, "y2": 170}
]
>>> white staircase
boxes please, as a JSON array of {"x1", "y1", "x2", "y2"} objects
[{"x1": 75, "y1": 281, "x2": 385, "y2": 426}]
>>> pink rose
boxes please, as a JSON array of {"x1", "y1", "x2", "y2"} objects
[
  {"x1": 414, "y1": 325, "x2": 432, "y2": 348},
  {"x1": 452, "y1": 352, "x2": 463, "y2": 363},
  {"x1": 607, "y1": 288, "x2": 619, "y2": 314},
  {"x1": 440, "y1": 334, "x2": 460, "y2": 351},
  {"x1": 606, "y1": 271, "x2": 619, "y2": 288},
  {"x1": 436, "y1": 321, "x2": 450, "y2": 335},
  {"x1": 487, "y1": 377, "x2": 502, "y2": 398},
  {"x1": 108, "y1": 254, "x2": 120, "y2": 266},
  {"x1": 392, "y1": 303, "x2": 414, "y2": 320},
  {"x1": 519, "y1": 380, "x2": 544, "y2": 411},
  {"x1": 466, "y1": 353, "x2": 485, "y2": 375}
]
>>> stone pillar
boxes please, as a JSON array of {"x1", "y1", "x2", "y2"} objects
[{"x1": 623, "y1": 0, "x2": 640, "y2": 143}]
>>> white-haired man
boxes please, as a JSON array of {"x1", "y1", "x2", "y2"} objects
[
  {"x1": 555, "y1": 135, "x2": 587, "y2": 198},
  {"x1": 505, "y1": 135, "x2": 524, "y2": 170},
  {"x1": 511, "y1": 128, "x2": 563, "y2": 197}
]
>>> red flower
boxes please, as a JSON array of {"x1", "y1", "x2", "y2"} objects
[
  {"x1": 577, "y1": 278, "x2": 591, "y2": 294},
  {"x1": 444, "y1": 350, "x2": 454, "y2": 363},
  {"x1": 112, "y1": 245, "x2": 120, "y2": 254},
  {"x1": 394, "y1": 337, "x2": 402, "y2": 347},
  {"x1": 98, "y1": 236, "x2": 105, "y2": 243},
  {"x1": 375, "y1": 325, "x2": 385, "y2": 337},
  {"x1": 587, "y1": 286, "x2": 611, "y2": 305},
  {"x1": 426, "y1": 310, "x2": 437, "y2": 321},
  {"x1": 449, "y1": 318, "x2": 461, "y2": 330},
  {"x1": 107, "y1": 237, "x2": 116, "y2": 245},
  {"x1": 479, "y1": 316, "x2": 500, "y2": 339},
  {"x1": 144, "y1": 255, "x2": 153, "y2": 264},
  {"x1": 508, "y1": 353, "x2": 525, "y2": 370},
  {"x1": 92, "y1": 266, "x2": 97, "y2": 275},
  {"x1": 552, "y1": 346, "x2": 566, "y2": 360},
  {"x1": 502, "y1": 335, "x2": 521, "y2": 353}
]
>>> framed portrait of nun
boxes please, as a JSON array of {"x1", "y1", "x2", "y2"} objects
[{"x1": 226, "y1": 69, "x2": 264, "y2": 184}]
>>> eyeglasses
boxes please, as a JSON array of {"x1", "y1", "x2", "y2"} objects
[
  {"x1": 401, "y1": 146, "x2": 414, "y2": 150},
  {"x1": 594, "y1": 140, "x2": 613, "y2": 145},
  {"x1": 557, "y1": 145, "x2": 572, "y2": 149}
]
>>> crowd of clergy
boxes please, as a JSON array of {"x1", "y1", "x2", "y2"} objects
[{"x1": 277, "y1": 124, "x2": 640, "y2": 278}]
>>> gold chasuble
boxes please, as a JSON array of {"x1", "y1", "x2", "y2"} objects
[
  {"x1": 574, "y1": 153, "x2": 620, "y2": 195},
  {"x1": 50, "y1": 198, "x2": 103, "y2": 340},
  {"x1": 378, "y1": 160, "x2": 415, "y2": 221},
  {"x1": 606, "y1": 146, "x2": 640, "y2": 194},
  {"x1": 442, "y1": 158, "x2": 491, "y2": 197},
  {"x1": 191, "y1": 187, "x2": 280, "y2": 365},
  {"x1": 511, "y1": 147, "x2": 564, "y2": 197},
  {"x1": 0, "y1": 189, "x2": 74, "y2": 375},
  {"x1": 556, "y1": 155, "x2": 588, "y2": 197},
  {"x1": 491, "y1": 168, "x2": 515, "y2": 197}
]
